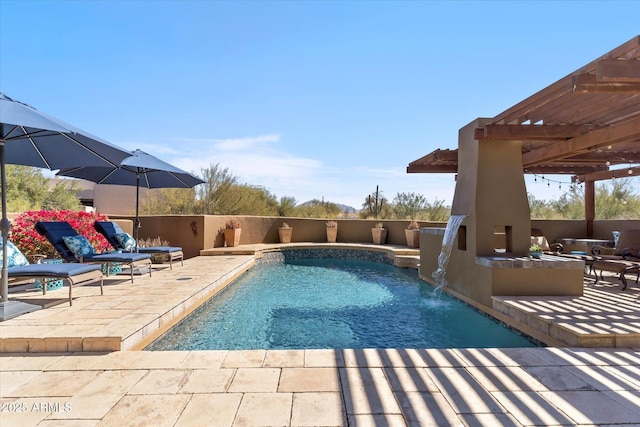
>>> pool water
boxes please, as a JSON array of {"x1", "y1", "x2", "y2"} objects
[{"x1": 146, "y1": 258, "x2": 536, "y2": 350}]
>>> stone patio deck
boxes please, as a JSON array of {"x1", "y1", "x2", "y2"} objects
[{"x1": 1, "y1": 244, "x2": 640, "y2": 425}]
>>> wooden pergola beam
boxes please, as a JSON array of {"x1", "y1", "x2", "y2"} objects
[
  {"x1": 525, "y1": 165, "x2": 608, "y2": 175},
  {"x1": 522, "y1": 115, "x2": 640, "y2": 168},
  {"x1": 573, "y1": 166, "x2": 640, "y2": 182},
  {"x1": 474, "y1": 124, "x2": 589, "y2": 141},
  {"x1": 597, "y1": 59, "x2": 640, "y2": 82},
  {"x1": 572, "y1": 73, "x2": 640, "y2": 93},
  {"x1": 406, "y1": 164, "x2": 457, "y2": 174}
]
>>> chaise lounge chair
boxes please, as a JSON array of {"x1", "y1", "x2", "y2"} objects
[
  {"x1": 93, "y1": 221, "x2": 183, "y2": 269},
  {"x1": 591, "y1": 229, "x2": 640, "y2": 290},
  {"x1": 2, "y1": 240, "x2": 103, "y2": 306},
  {"x1": 35, "y1": 221, "x2": 152, "y2": 283}
]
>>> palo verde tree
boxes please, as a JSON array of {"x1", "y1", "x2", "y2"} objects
[
  {"x1": 529, "y1": 177, "x2": 640, "y2": 219},
  {"x1": 392, "y1": 192, "x2": 427, "y2": 219},
  {"x1": 595, "y1": 178, "x2": 640, "y2": 219},
  {"x1": 278, "y1": 196, "x2": 297, "y2": 216},
  {"x1": 141, "y1": 188, "x2": 198, "y2": 215}
]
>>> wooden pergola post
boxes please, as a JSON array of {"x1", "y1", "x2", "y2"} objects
[{"x1": 585, "y1": 180, "x2": 595, "y2": 238}]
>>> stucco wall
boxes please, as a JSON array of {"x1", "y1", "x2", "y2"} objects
[{"x1": 107, "y1": 215, "x2": 447, "y2": 259}]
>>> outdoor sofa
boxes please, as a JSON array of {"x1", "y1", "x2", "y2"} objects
[{"x1": 35, "y1": 221, "x2": 152, "y2": 283}]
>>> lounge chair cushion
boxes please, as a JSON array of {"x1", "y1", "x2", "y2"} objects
[
  {"x1": 7, "y1": 262, "x2": 102, "y2": 279},
  {"x1": 62, "y1": 235, "x2": 96, "y2": 257},
  {"x1": 114, "y1": 233, "x2": 136, "y2": 251},
  {"x1": 0, "y1": 241, "x2": 30, "y2": 267}
]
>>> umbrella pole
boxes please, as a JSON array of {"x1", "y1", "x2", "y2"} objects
[
  {"x1": 134, "y1": 172, "x2": 140, "y2": 253},
  {"x1": 1, "y1": 141, "x2": 9, "y2": 303},
  {"x1": 0, "y1": 139, "x2": 40, "y2": 320}
]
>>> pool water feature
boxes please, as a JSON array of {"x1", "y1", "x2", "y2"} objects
[
  {"x1": 147, "y1": 253, "x2": 536, "y2": 350},
  {"x1": 432, "y1": 214, "x2": 466, "y2": 290}
]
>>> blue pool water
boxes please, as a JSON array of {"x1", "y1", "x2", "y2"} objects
[{"x1": 146, "y1": 258, "x2": 537, "y2": 350}]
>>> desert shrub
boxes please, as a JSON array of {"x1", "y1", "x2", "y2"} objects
[{"x1": 138, "y1": 236, "x2": 170, "y2": 263}]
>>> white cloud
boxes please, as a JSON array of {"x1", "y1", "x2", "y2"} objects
[
  {"x1": 174, "y1": 134, "x2": 281, "y2": 152},
  {"x1": 118, "y1": 133, "x2": 459, "y2": 210}
]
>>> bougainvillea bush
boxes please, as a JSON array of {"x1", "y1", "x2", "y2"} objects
[{"x1": 9, "y1": 210, "x2": 111, "y2": 261}]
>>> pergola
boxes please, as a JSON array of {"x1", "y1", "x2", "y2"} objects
[{"x1": 408, "y1": 35, "x2": 640, "y2": 236}]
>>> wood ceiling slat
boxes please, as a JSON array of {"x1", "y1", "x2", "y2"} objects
[
  {"x1": 522, "y1": 116, "x2": 640, "y2": 167},
  {"x1": 536, "y1": 94, "x2": 622, "y2": 124},
  {"x1": 492, "y1": 79, "x2": 573, "y2": 125},
  {"x1": 492, "y1": 37, "x2": 640, "y2": 126},
  {"x1": 593, "y1": 95, "x2": 640, "y2": 124}
]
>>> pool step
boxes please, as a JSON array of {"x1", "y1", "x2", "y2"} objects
[{"x1": 394, "y1": 255, "x2": 420, "y2": 269}]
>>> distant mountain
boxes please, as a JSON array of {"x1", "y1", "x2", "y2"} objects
[
  {"x1": 336, "y1": 203, "x2": 359, "y2": 213},
  {"x1": 298, "y1": 200, "x2": 359, "y2": 213}
]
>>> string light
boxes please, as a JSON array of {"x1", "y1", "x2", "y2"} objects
[{"x1": 529, "y1": 172, "x2": 575, "y2": 189}]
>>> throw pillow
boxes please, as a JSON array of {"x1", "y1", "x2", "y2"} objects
[
  {"x1": 62, "y1": 235, "x2": 95, "y2": 257},
  {"x1": 0, "y1": 241, "x2": 30, "y2": 267},
  {"x1": 114, "y1": 233, "x2": 136, "y2": 251}
]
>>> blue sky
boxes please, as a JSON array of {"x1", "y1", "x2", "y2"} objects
[{"x1": 1, "y1": 1, "x2": 638, "y2": 209}]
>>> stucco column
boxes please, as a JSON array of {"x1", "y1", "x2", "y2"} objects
[{"x1": 451, "y1": 118, "x2": 531, "y2": 257}]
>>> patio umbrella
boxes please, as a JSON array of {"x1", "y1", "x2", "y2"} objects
[
  {"x1": 57, "y1": 149, "x2": 205, "y2": 249},
  {"x1": 0, "y1": 92, "x2": 131, "y2": 320}
]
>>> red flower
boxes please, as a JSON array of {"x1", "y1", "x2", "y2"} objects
[{"x1": 9, "y1": 210, "x2": 112, "y2": 260}]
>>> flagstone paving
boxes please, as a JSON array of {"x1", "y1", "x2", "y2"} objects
[
  {"x1": 1, "y1": 348, "x2": 640, "y2": 426},
  {"x1": 1, "y1": 247, "x2": 640, "y2": 425}
]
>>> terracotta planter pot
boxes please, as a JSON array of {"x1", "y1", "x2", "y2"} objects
[
  {"x1": 371, "y1": 228, "x2": 387, "y2": 245},
  {"x1": 279, "y1": 227, "x2": 293, "y2": 243},
  {"x1": 405, "y1": 229, "x2": 420, "y2": 248},
  {"x1": 224, "y1": 228, "x2": 241, "y2": 247},
  {"x1": 326, "y1": 227, "x2": 338, "y2": 243}
]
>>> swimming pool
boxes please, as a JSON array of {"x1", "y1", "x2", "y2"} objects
[{"x1": 147, "y1": 250, "x2": 536, "y2": 350}]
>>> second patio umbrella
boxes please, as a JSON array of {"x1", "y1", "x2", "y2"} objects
[
  {"x1": 1, "y1": 92, "x2": 131, "y2": 319},
  {"x1": 57, "y1": 149, "x2": 205, "y2": 248}
]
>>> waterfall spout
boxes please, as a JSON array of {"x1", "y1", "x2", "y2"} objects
[{"x1": 431, "y1": 214, "x2": 466, "y2": 291}]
